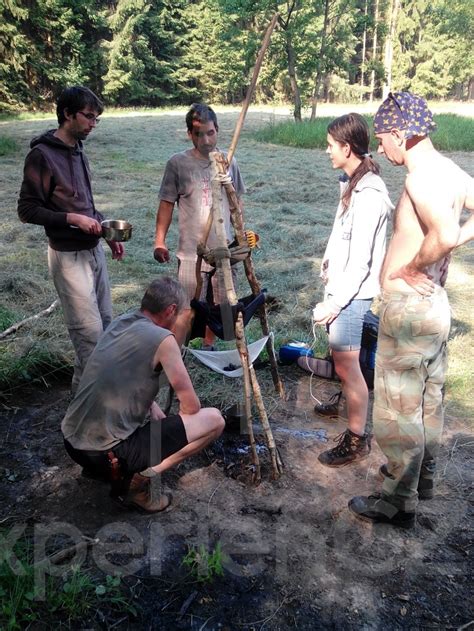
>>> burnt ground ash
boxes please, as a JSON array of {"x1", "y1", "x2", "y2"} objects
[{"x1": 0, "y1": 373, "x2": 472, "y2": 630}]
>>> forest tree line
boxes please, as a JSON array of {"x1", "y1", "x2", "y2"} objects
[{"x1": 1, "y1": 0, "x2": 472, "y2": 118}]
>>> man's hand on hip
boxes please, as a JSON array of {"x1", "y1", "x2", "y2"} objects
[{"x1": 389, "y1": 264, "x2": 435, "y2": 295}]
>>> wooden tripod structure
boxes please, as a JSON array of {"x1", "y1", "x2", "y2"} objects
[{"x1": 192, "y1": 14, "x2": 284, "y2": 481}]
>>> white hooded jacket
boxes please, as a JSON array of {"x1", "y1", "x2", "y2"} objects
[{"x1": 323, "y1": 171, "x2": 394, "y2": 313}]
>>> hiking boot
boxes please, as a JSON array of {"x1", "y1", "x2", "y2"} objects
[
  {"x1": 122, "y1": 488, "x2": 172, "y2": 514},
  {"x1": 379, "y1": 464, "x2": 434, "y2": 500},
  {"x1": 128, "y1": 472, "x2": 151, "y2": 492},
  {"x1": 318, "y1": 429, "x2": 371, "y2": 467},
  {"x1": 313, "y1": 391, "x2": 342, "y2": 417},
  {"x1": 348, "y1": 494, "x2": 416, "y2": 529}
]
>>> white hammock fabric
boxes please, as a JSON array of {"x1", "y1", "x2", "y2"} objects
[{"x1": 186, "y1": 335, "x2": 270, "y2": 377}]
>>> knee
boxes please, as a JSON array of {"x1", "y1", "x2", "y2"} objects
[{"x1": 207, "y1": 407, "x2": 225, "y2": 435}]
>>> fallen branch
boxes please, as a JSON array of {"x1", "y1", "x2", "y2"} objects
[
  {"x1": 0, "y1": 299, "x2": 59, "y2": 340},
  {"x1": 34, "y1": 537, "x2": 99, "y2": 568},
  {"x1": 178, "y1": 590, "x2": 198, "y2": 619}
]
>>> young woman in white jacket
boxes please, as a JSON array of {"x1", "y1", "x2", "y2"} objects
[{"x1": 313, "y1": 113, "x2": 393, "y2": 467}]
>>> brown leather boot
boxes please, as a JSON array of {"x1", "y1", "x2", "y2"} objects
[
  {"x1": 124, "y1": 487, "x2": 172, "y2": 513},
  {"x1": 318, "y1": 429, "x2": 371, "y2": 467},
  {"x1": 128, "y1": 473, "x2": 151, "y2": 492}
]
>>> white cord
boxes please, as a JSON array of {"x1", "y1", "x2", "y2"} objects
[{"x1": 303, "y1": 319, "x2": 325, "y2": 406}]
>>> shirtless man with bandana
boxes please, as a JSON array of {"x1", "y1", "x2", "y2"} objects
[{"x1": 349, "y1": 92, "x2": 474, "y2": 528}]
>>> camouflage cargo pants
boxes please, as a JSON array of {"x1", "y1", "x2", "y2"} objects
[{"x1": 373, "y1": 287, "x2": 451, "y2": 511}]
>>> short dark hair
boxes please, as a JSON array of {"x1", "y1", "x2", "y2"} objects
[
  {"x1": 185, "y1": 103, "x2": 218, "y2": 133},
  {"x1": 140, "y1": 276, "x2": 187, "y2": 314},
  {"x1": 56, "y1": 86, "x2": 104, "y2": 126}
]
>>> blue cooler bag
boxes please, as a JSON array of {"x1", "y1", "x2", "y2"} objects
[{"x1": 279, "y1": 342, "x2": 314, "y2": 365}]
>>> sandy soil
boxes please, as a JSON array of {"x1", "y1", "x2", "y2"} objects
[{"x1": 1, "y1": 367, "x2": 472, "y2": 630}]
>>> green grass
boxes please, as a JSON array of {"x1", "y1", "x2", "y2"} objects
[
  {"x1": 0, "y1": 110, "x2": 472, "y2": 418},
  {"x1": 0, "y1": 530, "x2": 136, "y2": 629},
  {"x1": 0, "y1": 344, "x2": 71, "y2": 391},
  {"x1": 254, "y1": 114, "x2": 474, "y2": 152},
  {"x1": 0, "y1": 137, "x2": 19, "y2": 156},
  {"x1": 181, "y1": 542, "x2": 226, "y2": 583}
]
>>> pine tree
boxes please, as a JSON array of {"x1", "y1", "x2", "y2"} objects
[{"x1": 102, "y1": 0, "x2": 189, "y2": 106}]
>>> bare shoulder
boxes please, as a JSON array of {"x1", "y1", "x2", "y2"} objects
[
  {"x1": 406, "y1": 154, "x2": 471, "y2": 210},
  {"x1": 153, "y1": 332, "x2": 181, "y2": 369}
]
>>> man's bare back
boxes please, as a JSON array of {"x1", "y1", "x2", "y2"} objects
[{"x1": 380, "y1": 151, "x2": 474, "y2": 293}]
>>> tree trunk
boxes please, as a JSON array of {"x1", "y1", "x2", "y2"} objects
[
  {"x1": 369, "y1": 0, "x2": 380, "y2": 102},
  {"x1": 382, "y1": 0, "x2": 401, "y2": 99},
  {"x1": 285, "y1": 33, "x2": 302, "y2": 122},
  {"x1": 310, "y1": 0, "x2": 330, "y2": 120},
  {"x1": 359, "y1": 0, "x2": 368, "y2": 100}
]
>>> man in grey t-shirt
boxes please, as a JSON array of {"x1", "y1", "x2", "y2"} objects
[
  {"x1": 153, "y1": 103, "x2": 245, "y2": 347},
  {"x1": 62, "y1": 276, "x2": 225, "y2": 513}
]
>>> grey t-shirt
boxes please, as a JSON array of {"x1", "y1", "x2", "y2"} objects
[
  {"x1": 62, "y1": 310, "x2": 171, "y2": 451},
  {"x1": 159, "y1": 149, "x2": 246, "y2": 260}
]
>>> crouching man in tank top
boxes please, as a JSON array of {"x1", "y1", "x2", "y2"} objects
[{"x1": 62, "y1": 276, "x2": 225, "y2": 513}]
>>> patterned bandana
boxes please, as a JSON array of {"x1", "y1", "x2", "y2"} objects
[{"x1": 374, "y1": 91, "x2": 436, "y2": 138}]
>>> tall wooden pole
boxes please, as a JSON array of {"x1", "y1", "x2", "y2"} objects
[
  {"x1": 209, "y1": 152, "x2": 282, "y2": 480},
  {"x1": 214, "y1": 154, "x2": 285, "y2": 399},
  {"x1": 227, "y1": 12, "x2": 279, "y2": 164}
]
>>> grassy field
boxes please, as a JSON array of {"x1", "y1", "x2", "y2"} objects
[
  {"x1": 0, "y1": 106, "x2": 473, "y2": 420},
  {"x1": 255, "y1": 114, "x2": 474, "y2": 151}
]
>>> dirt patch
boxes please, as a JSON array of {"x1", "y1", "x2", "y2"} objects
[{"x1": 1, "y1": 371, "x2": 472, "y2": 630}]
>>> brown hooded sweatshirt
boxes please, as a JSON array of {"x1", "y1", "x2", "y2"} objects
[{"x1": 17, "y1": 130, "x2": 104, "y2": 251}]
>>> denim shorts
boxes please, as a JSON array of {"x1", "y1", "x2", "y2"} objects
[{"x1": 328, "y1": 298, "x2": 372, "y2": 352}]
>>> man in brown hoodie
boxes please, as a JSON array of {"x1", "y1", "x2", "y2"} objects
[{"x1": 18, "y1": 86, "x2": 124, "y2": 393}]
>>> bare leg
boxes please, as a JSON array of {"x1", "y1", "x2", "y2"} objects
[
  {"x1": 203, "y1": 327, "x2": 216, "y2": 347},
  {"x1": 173, "y1": 308, "x2": 194, "y2": 347},
  {"x1": 332, "y1": 349, "x2": 369, "y2": 436},
  {"x1": 150, "y1": 407, "x2": 224, "y2": 474}
]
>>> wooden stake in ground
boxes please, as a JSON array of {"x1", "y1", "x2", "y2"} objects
[
  {"x1": 214, "y1": 153, "x2": 285, "y2": 399},
  {"x1": 209, "y1": 152, "x2": 283, "y2": 480}
]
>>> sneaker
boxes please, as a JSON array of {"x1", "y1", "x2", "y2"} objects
[
  {"x1": 318, "y1": 429, "x2": 371, "y2": 467},
  {"x1": 379, "y1": 464, "x2": 434, "y2": 500},
  {"x1": 314, "y1": 391, "x2": 342, "y2": 417},
  {"x1": 348, "y1": 494, "x2": 416, "y2": 529}
]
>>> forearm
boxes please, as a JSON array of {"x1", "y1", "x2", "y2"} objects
[
  {"x1": 18, "y1": 179, "x2": 67, "y2": 228},
  {"x1": 154, "y1": 201, "x2": 174, "y2": 248},
  {"x1": 177, "y1": 389, "x2": 201, "y2": 416},
  {"x1": 409, "y1": 228, "x2": 459, "y2": 272},
  {"x1": 18, "y1": 197, "x2": 67, "y2": 227}
]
